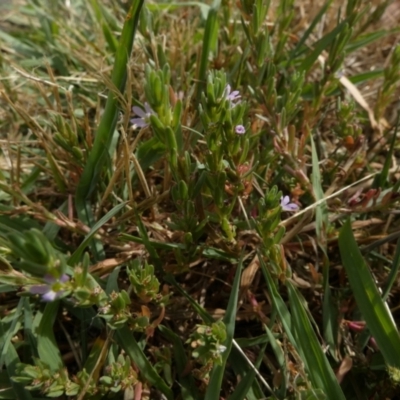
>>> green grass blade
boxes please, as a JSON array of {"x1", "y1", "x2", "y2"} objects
[
  {"x1": 264, "y1": 325, "x2": 288, "y2": 397},
  {"x1": 68, "y1": 201, "x2": 126, "y2": 266},
  {"x1": 345, "y1": 29, "x2": 400, "y2": 53},
  {"x1": 287, "y1": 281, "x2": 346, "y2": 399},
  {"x1": 1, "y1": 336, "x2": 33, "y2": 400},
  {"x1": 382, "y1": 238, "x2": 400, "y2": 301},
  {"x1": 228, "y1": 341, "x2": 268, "y2": 400},
  {"x1": 205, "y1": 259, "x2": 242, "y2": 399},
  {"x1": 229, "y1": 345, "x2": 265, "y2": 400},
  {"x1": 260, "y1": 255, "x2": 345, "y2": 398},
  {"x1": 302, "y1": 68, "x2": 384, "y2": 99},
  {"x1": 0, "y1": 299, "x2": 23, "y2": 369},
  {"x1": 37, "y1": 301, "x2": 64, "y2": 372},
  {"x1": 339, "y1": 219, "x2": 400, "y2": 370},
  {"x1": 289, "y1": 0, "x2": 332, "y2": 60},
  {"x1": 115, "y1": 326, "x2": 173, "y2": 400},
  {"x1": 299, "y1": 21, "x2": 347, "y2": 72},
  {"x1": 89, "y1": 0, "x2": 119, "y2": 53},
  {"x1": 259, "y1": 254, "x2": 294, "y2": 343},
  {"x1": 105, "y1": 266, "x2": 121, "y2": 294},
  {"x1": 22, "y1": 298, "x2": 37, "y2": 361},
  {"x1": 158, "y1": 325, "x2": 199, "y2": 400},
  {"x1": 42, "y1": 200, "x2": 68, "y2": 242},
  {"x1": 75, "y1": 0, "x2": 144, "y2": 224},
  {"x1": 165, "y1": 273, "x2": 213, "y2": 323},
  {"x1": 196, "y1": 7, "x2": 218, "y2": 104},
  {"x1": 374, "y1": 115, "x2": 398, "y2": 188},
  {"x1": 311, "y1": 135, "x2": 336, "y2": 353}
]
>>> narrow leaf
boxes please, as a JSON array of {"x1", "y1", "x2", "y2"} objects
[
  {"x1": 206, "y1": 259, "x2": 242, "y2": 399},
  {"x1": 37, "y1": 301, "x2": 64, "y2": 372},
  {"x1": 339, "y1": 220, "x2": 400, "y2": 369},
  {"x1": 115, "y1": 326, "x2": 173, "y2": 400}
]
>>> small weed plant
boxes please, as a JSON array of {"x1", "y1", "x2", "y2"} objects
[{"x1": 1, "y1": 0, "x2": 400, "y2": 399}]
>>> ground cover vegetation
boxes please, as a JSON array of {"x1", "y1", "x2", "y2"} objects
[{"x1": 0, "y1": 0, "x2": 400, "y2": 398}]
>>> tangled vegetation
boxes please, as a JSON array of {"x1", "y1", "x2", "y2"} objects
[{"x1": 1, "y1": 0, "x2": 400, "y2": 399}]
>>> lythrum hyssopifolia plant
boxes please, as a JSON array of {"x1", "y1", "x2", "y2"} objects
[{"x1": 1, "y1": 0, "x2": 400, "y2": 399}]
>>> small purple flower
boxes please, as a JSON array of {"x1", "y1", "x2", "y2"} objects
[
  {"x1": 130, "y1": 103, "x2": 154, "y2": 128},
  {"x1": 235, "y1": 125, "x2": 246, "y2": 135},
  {"x1": 280, "y1": 196, "x2": 299, "y2": 212},
  {"x1": 225, "y1": 84, "x2": 241, "y2": 107},
  {"x1": 29, "y1": 274, "x2": 69, "y2": 302}
]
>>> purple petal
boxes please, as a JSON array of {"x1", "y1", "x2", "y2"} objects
[
  {"x1": 132, "y1": 106, "x2": 146, "y2": 118},
  {"x1": 144, "y1": 102, "x2": 154, "y2": 115},
  {"x1": 229, "y1": 90, "x2": 241, "y2": 100},
  {"x1": 281, "y1": 196, "x2": 290, "y2": 206},
  {"x1": 43, "y1": 274, "x2": 57, "y2": 284},
  {"x1": 225, "y1": 84, "x2": 241, "y2": 104},
  {"x1": 29, "y1": 285, "x2": 50, "y2": 295},
  {"x1": 60, "y1": 274, "x2": 69, "y2": 283},
  {"x1": 280, "y1": 196, "x2": 299, "y2": 212},
  {"x1": 130, "y1": 118, "x2": 148, "y2": 128},
  {"x1": 235, "y1": 125, "x2": 246, "y2": 135},
  {"x1": 42, "y1": 290, "x2": 57, "y2": 302}
]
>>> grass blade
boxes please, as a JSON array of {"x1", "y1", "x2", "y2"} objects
[
  {"x1": 75, "y1": 0, "x2": 144, "y2": 225},
  {"x1": 287, "y1": 280, "x2": 346, "y2": 399},
  {"x1": 382, "y1": 238, "x2": 400, "y2": 301},
  {"x1": 311, "y1": 135, "x2": 337, "y2": 354},
  {"x1": 115, "y1": 326, "x2": 173, "y2": 400},
  {"x1": 159, "y1": 325, "x2": 199, "y2": 400},
  {"x1": 289, "y1": 0, "x2": 332, "y2": 60},
  {"x1": 346, "y1": 29, "x2": 400, "y2": 53},
  {"x1": 259, "y1": 254, "x2": 294, "y2": 343},
  {"x1": 37, "y1": 301, "x2": 64, "y2": 372},
  {"x1": 339, "y1": 219, "x2": 400, "y2": 370},
  {"x1": 228, "y1": 340, "x2": 268, "y2": 400},
  {"x1": 68, "y1": 201, "x2": 126, "y2": 266},
  {"x1": 205, "y1": 259, "x2": 242, "y2": 399},
  {"x1": 374, "y1": 115, "x2": 399, "y2": 188},
  {"x1": 0, "y1": 299, "x2": 23, "y2": 369},
  {"x1": 196, "y1": 7, "x2": 218, "y2": 104},
  {"x1": 1, "y1": 337, "x2": 33, "y2": 400},
  {"x1": 299, "y1": 21, "x2": 347, "y2": 72}
]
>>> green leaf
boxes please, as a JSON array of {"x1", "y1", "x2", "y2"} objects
[
  {"x1": 135, "y1": 137, "x2": 166, "y2": 171},
  {"x1": 1, "y1": 337, "x2": 33, "y2": 400},
  {"x1": 287, "y1": 281, "x2": 346, "y2": 399},
  {"x1": 196, "y1": 8, "x2": 218, "y2": 104},
  {"x1": 75, "y1": 0, "x2": 144, "y2": 225},
  {"x1": 373, "y1": 115, "x2": 398, "y2": 189},
  {"x1": 68, "y1": 201, "x2": 127, "y2": 266},
  {"x1": 289, "y1": 0, "x2": 332, "y2": 60},
  {"x1": 205, "y1": 259, "x2": 242, "y2": 399},
  {"x1": 115, "y1": 326, "x2": 173, "y2": 400},
  {"x1": 345, "y1": 29, "x2": 400, "y2": 53},
  {"x1": 299, "y1": 20, "x2": 347, "y2": 72},
  {"x1": 159, "y1": 325, "x2": 199, "y2": 400},
  {"x1": 105, "y1": 266, "x2": 121, "y2": 295},
  {"x1": 382, "y1": 238, "x2": 400, "y2": 301},
  {"x1": 339, "y1": 219, "x2": 400, "y2": 370},
  {"x1": 228, "y1": 345, "x2": 265, "y2": 400},
  {"x1": 311, "y1": 135, "x2": 336, "y2": 354},
  {"x1": 259, "y1": 254, "x2": 294, "y2": 343},
  {"x1": 89, "y1": 0, "x2": 119, "y2": 53},
  {"x1": 0, "y1": 299, "x2": 23, "y2": 369},
  {"x1": 37, "y1": 301, "x2": 64, "y2": 372}
]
